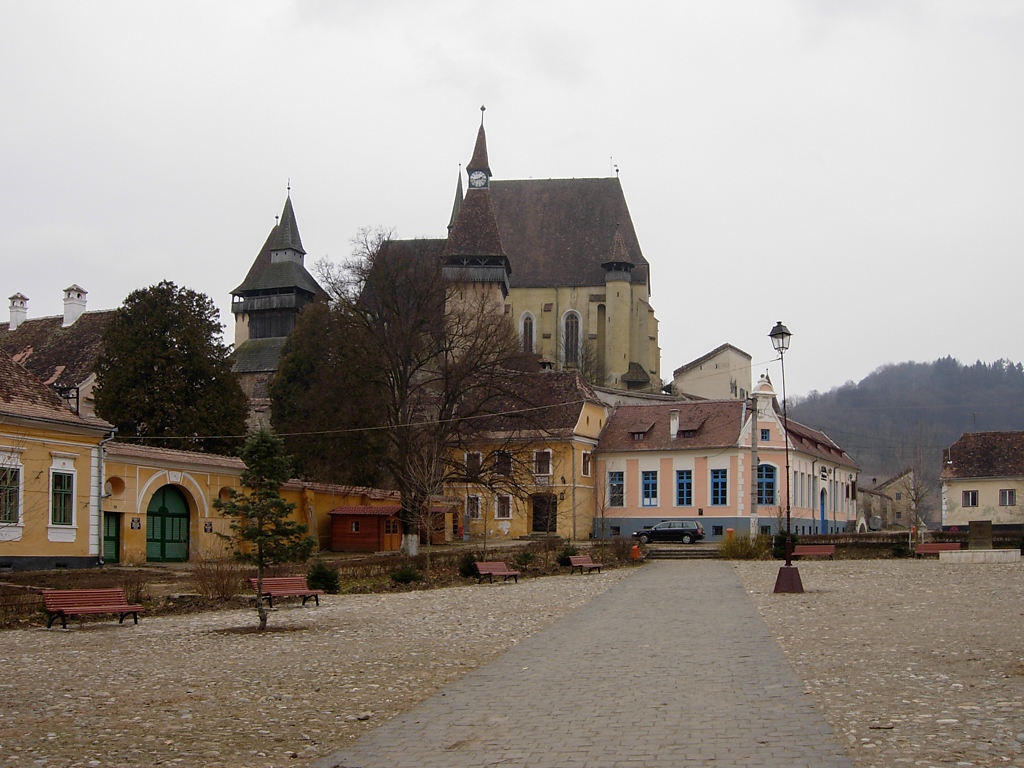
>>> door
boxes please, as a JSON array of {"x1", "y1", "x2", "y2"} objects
[
  {"x1": 102, "y1": 512, "x2": 120, "y2": 563},
  {"x1": 146, "y1": 485, "x2": 190, "y2": 562},
  {"x1": 820, "y1": 489, "x2": 827, "y2": 535},
  {"x1": 382, "y1": 518, "x2": 402, "y2": 551},
  {"x1": 531, "y1": 494, "x2": 558, "y2": 533}
]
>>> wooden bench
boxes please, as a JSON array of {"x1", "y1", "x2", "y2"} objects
[
  {"x1": 474, "y1": 561, "x2": 521, "y2": 584},
  {"x1": 247, "y1": 577, "x2": 324, "y2": 608},
  {"x1": 569, "y1": 554, "x2": 604, "y2": 574},
  {"x1": 792, "y1": 544, "x2": 836, "y2": 559},
  {"x1": 42, "y1": 588, "x2": 143, "y2": 630},
  {"x1": 915, "y1": 542, "x2": 962, "y2": 557}
]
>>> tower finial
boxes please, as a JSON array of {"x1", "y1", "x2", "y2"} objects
[
  {"x1": 287, "y1": 178, "x2": 291, "y2": 195},
  {"x1": 480, "y1": 104, "x2": 486, "y2": 126}
]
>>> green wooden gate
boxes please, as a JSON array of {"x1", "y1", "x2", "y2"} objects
[
  {"x1": 102, "y1": 512, "x2": 120, "y2": 563},
  {"x1": 146, "y1": 486, "x2": 190, "y2": 562}
]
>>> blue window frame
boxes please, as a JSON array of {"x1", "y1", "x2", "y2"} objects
[
  {"x1": 608, "y1": 472, "x2": 624, "y2": 506},
  {"x1": 760, "y1": 428, "x2": 770, "y2": 442},
  {"x1": 642, "y1": 471, "x2": 658, "y2": 506},
  {"x1": 675, "y1": 470, "x2": 692, "y2": 506},
  {"x1": 757, "y1": 464, "x2": 776, "y2": 505},
  {"x1": 710, "y1": 469, "x2": 728, "y2": 506}
]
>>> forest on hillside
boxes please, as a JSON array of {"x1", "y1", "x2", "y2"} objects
[{"x1": 788, "y1": 358, "x2": 1024, "y2": 513}]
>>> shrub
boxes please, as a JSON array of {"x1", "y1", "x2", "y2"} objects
[
  {"x1": 718, "y1": 533, "x2": 772, "y2": 560},
  {"x1": 120, "y1": 571, "x2": 151, "y2": 604},
  {"x1": 190, "y1": 556, "x2": 245, "y2": 599},
  {"x1": 606, "y1": 536, "x2": 635, "y2": 562},
  {"x1": 771, "y1": 532, "x2": 799, "y2": 560},
  {"x1": 513, "y1": 550, "x2": 536, "y2": 567},
  {"x1": 556, "y1": 541, "x2": 579, "y2": 567},
  {"x1": 458, "y1": 551, "x2": 480, "y2": 578},
  {"x1": 307, "y1": 558, "x2": 341, "y2": 593},
  {"x1": 891, "y1": 543, "x2": 913, "y2": 558},
  {"x1": 390, "y1": 562, "x2": 424, "y2": 584}
]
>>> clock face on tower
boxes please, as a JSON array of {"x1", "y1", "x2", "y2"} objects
[{"x1": 468, "y1": 170, "x2": 488, "y2": 188}]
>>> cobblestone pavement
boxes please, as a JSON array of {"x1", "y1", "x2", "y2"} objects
[
  {"x1": 733, "y1": 559, "x2": 1024, "y2": 768},
  {"x1": 314, "y1": 561, "x2": 853, "y2": 768}
]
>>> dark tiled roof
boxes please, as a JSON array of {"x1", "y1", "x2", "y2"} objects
[
  {"x1": 0, "y1": 310, "x2": 115, "y2": 389},
  {"x1": 268, "y1": 195, "x2": 305, "y2": 254},
  {"x1": 233, "y1": 260, "x2": 324, "y2": 296},
  {"x1": 942, "y1": 431, "x2": 1024, "y2": 479},
  {"x1": 783, "y1": 419, "x2": 858, "y2": 468},
  {"x1": 599, "y1": 401, "x2": 745, "y2": 452},
  {"x1": 105, "y1": 441, "x2": 245, "y2": 470},
  {"x1": 443, "y1": 190, "x2": 508, "y2": 265},
  {"x1": 231, "y1": 337, "x2": 288, "y2": 373},
  {"x1": 672, "y1": 343, "x2": 751, "y2": 377},
  {"x1": 621, "y1": 362, "x2": 651, "y2": 385},
  {"x1": 489, "y1": 178, "x2": 649, "y2": 289},
  {"x1": 0, "y1": 349, "x2": 111, "y2": 430},
  {"x1": 467, "y1": 124, "x2": 491, "y2": 176},
  {"x1": 470, "y1": 371, "x2": 602, "y2": 435}
]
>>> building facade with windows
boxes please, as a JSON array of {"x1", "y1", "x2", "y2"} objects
[
  {"x1": 941, "y1": 431, "x2": 1024, "y2": 528},
  {"x1": 447, "y1": 371, "x2": 608, "y2": 541},
  {"x1": 594, "y1": 376, "x2": 860, "y2": 540},
  {"x1": 0, "y1": 350, "x2": 113, "y2": 570}
]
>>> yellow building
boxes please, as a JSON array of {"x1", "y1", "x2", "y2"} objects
[
  {"x1": 0, "y1": 350, "x2": 114, "y2": 570},
  {"x1": 942, "y1": 431, "x2": 1024, "y2": 528},
  {"x1": 449, "y1": 371, "x2": 608, "y2": 541}
]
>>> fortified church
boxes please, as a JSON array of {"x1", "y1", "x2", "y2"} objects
[{"x1": 230, "y1": 112, "x2": 662, "y2": 424}]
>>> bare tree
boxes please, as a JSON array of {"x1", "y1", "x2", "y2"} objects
[{"x1": 316, "y1": 229, "x2": 539, "y2": 556}]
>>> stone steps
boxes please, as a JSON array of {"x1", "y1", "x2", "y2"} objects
[{"x1": 645, "y1": 544, "x2": 719, "y2": 560}]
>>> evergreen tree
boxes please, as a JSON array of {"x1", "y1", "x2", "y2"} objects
[
  {"x1": 214, "y1": 429, "x2": 315, "y2": 630},
  {"x1": 94, "y1": 281, "x2": 247, "y2": 454}
]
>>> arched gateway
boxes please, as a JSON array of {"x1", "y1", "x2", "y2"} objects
[{"x1": 146, "y1": 485, "x2": 190, "y2": 562}]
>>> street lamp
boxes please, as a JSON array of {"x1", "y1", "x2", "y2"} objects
[{"x1": 770, "y1": 321, "x2": 803, "y2": 594}]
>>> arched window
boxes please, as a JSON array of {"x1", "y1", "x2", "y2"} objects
[
  {"x1": 563, "y1": 311, "x2": 580, "y2": 367},
  {"x1": 757, "y1": 464, "x2": 777, "y2": 505},
  {"x1": 521, "y1": 313, "x2": 534, "y2": 354}
]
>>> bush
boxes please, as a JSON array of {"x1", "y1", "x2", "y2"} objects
[
  {"x1": 120, "y1": 571, "x2": 151, "y2": 604},
  {"x1": 771, "y1": 532, "x2": 799, "y2": 560},
  {"x1": 458, "y1": 551, "x2": 480, "y2": 578},
  {"x1": 307, "y1": 558, "x2": 341, "y2": 593},
  {"x1": 606, "y1": 536, "x2": 635, "y2": 562},
  {"x1": 390, "y1": 562, "x2": 424, "y2": 584},
  {"x1": 556, "y1": 541, "x2": 579, "y2": 567},
  {"x1": 891, "y1": 543, "x2": 913, "y2": 558},
  {"x1": 190, "y1": 556, "x2": 245, "y2": 599},
  {"x1": 513, "y1": 550, "x2": 536, "y2": 567},
  {"x1": 718, "y1": 533, "x2": 772, "y2": 560}
]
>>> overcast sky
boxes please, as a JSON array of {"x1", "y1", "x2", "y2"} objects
[{"x1": 3, "y1": 1, "x2": 1021, "y2": 397}]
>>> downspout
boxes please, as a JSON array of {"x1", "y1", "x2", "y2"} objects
[
  {"x1": 96, "y1": 429, "x2": 117, "y2": 565},
  {"x1": 748, "y1": 397, "x2": 758, "y2": 538}
]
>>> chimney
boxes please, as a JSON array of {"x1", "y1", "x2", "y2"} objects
[
  {"x1": 669, "y1": 408, "x2": 679, "y2": 439},
  {"x1": 62, "y1": 285, "x2": 87, "y2": 327},
  {"x1": 8, "y1": 293, "x2": 28, "y2": 331}
]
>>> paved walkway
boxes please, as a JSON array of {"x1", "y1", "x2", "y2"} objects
[{"x1": 313, "y1": 561, "x2": 853, "y2": 768}]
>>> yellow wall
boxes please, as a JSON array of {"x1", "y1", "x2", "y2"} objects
[
  {"x1": 0, "y1": 420, "x2": 105, "y2": 565},
  {"x1": 942, "y1": 476, "x2": 1024, "y2": 527},
  {"x1": 508, "y1": 282, "x2": 660, "y2": 391}
]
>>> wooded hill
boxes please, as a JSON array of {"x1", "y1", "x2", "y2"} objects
[{"x1": 788, "y1": 358, "x2": 1024, "y2": 500}]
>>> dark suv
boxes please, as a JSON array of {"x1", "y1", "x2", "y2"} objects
[{"x1": 632, "y1": 520, "x2": 705, "y2": 544}]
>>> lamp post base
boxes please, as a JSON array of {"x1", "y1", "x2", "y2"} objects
[{"x1": 773, "y1": 565, "x2": 804, "y2": 594}]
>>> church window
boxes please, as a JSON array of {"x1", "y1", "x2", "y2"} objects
[
  {"x1": 563, "y1": 311, "x2": 581, "y2": 367},
  {"x1": 521, "y1": 314, "x2": 535, "y2": 354}
]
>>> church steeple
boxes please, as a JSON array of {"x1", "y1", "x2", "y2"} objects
[
  {"x1": 447, "y1": 166, "x2": 464, "y2": 233},
  {"x1": 268, "y1": 192, "x2": 306, "y2": 263},
  {"x1": 466, "y1": 106, "x2": 492, "y2": 188},
  {"x1": 443, "y1": 108, "x2": 509, "y2": 297}
]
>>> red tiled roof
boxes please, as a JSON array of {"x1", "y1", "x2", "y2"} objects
[
  {"x1": 328, "y1": 505, "x2": 401, "y2": 517},
  {"x1": 942, "y1": 431, "x2": 1024, "y2": 479},
  {"x1": 599, "y1": 401, "x2": 745, "y2": 452},
  {"x1": 783, "y1": 419, "x2": 858, "y2": 468},
  {"x1": 0, "y1": 349, "x2": 111, "y2": 431},
  {"x1": 105, "y1": 441, "x2": 245, "y2": 470}
]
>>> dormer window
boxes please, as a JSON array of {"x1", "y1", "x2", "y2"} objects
[
  {"x1": 680, "y1": 429, "x2": 697, "y2": 438},
  {"x1": 631, "y1": 432, "x2": 645, "y2": 441}
]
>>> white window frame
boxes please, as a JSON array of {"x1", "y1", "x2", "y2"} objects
[
  {"x1": 495, "y1": 495, "x2": 512, "y2": 520},
  {"x1": 466, "y1": 495, "x2": 482, "y2": 519},
  {"x1": 0, "y1": 450, "x2": 25, "y2": 541},
  {"x1": 962, "y1": 489, "x2": 978, "y2": 508},
  {"x1": 999, "y1": 488, "x2": 1016, "y2": 506},
  {"x1": 533, "y1": 449, "x2": 552, "y2": 477},
  {"x1": 608, "y1": 471, "x2": 624, "y2": 507},
  {"x1": 581, "y1": 451, "x2": 591, "y2": 477},
  {"x1": 48, "y1": 453, "x2": 78, "y2": 542}
]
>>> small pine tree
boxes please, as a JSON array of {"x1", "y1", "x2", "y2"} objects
[{"x1": 215, "y1": 429, "x2": 315, "y2": 630}]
